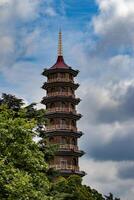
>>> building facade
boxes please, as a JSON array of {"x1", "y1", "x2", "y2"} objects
[{"x1": 41, "y1": 32, "x2": 85, "y2": 177}]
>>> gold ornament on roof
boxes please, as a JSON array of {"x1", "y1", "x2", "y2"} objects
[{"x1": 58, "y1": 30, "x2": 63, "y2": 56}]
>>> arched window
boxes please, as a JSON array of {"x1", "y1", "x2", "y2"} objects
[
  {"x1": 71, "y1": 104, "x2": 75, "y2": 110},
  {"x1": 50, "y1": 103, "x2": 55, "y2": 108},
  {"x1": 61, "y1": 136, "x2": 67, "y2": 144},
  {"x1": 60, "y1": 159, "x2": 67, "y2": 169},
  {"x1": 70, "y1": 88, "x2": 73, "y2": 94},
  {"x1": 59, "y1": 87, "x2": 66, "y2": 92},
  {"x1": 51, "y1": 87, "x2": 55, "y2": 92},
  {"x1": 71, "y1": 138, "x2": 76, "y2": 145},
  {"x1": 72, "y1": 158, "x2": 77, "y2": 166},
  {"x1": 53, "y1": 73, "x2": 57, "y2": 79},
  {"x1": 50, "y1": 119, "x2": 55, "y2": 125},
  {"x1": 61, "y1": 119, "x2": 66, "y2": 125},
  {"x1": 60, "y1": 73, "x2": 66, "y2": 78},
  {"x1": 49, "y1": 137, "x2": 54, "y2": 143},
  {"x1": 71, "y1": 120, "x2": 76, "y2": 127},
  {"x1": 61, "y1": 102, "x2": 66, "y2": 108},
  {"x1": 69, "y1": 74, "x2": 73, "y2": 80}
]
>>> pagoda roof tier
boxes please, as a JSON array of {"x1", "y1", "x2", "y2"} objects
[
  {"x1": 42, "y1": 67, "x2": 79, "y2": 77},
  {"x1": 49, "y1": 166, "x2": 86, "y2": 177},
  {"x1": 41, "y1": 96, "x2": 81, "y2": 105},
  {"x1": 58, "y1": 170, "x2": 86, "y2": 177},
  {"x1": 42, "y1": 82, "x2": 79, "y2": 90},
  {"x1": 55, "y1": 149, "x2": 85, "y2": 157},
  {"x1": 44, "y1": 112, "x2": 82, "y2": 120},
  {"x1": 40, "y1": 130, "x2": 84, "y2": 138}
]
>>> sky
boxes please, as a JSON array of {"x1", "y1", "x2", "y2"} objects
[{"x1": 0, "y1": 0, "x2": 134, "y2": 199}]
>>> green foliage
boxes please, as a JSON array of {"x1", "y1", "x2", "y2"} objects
[
  {"x1": 51, "y1": 175, "x2": 105, "y2": 200},
  {"x1": 0, "y1": 93, "x2": 24, "y2": 111},
  {"x1": 0, "y1": 98, "x2": 50, "y2": 199}
]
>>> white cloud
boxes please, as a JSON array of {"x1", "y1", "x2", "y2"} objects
[
  {"x1": 0, "y1": 0, "x2": 10, "y2": 5},
  {"x1": 0, "y1": 0, "x2": 40, "y2": 23},
  {"x1": 0, "y1": 36, "x2": 14, "y2": 55},
  {"x1": 94, "y1": 0, "x2": 134, "y2": 34},
  {"x1": 81, "y1": 158, "x2": 134, "y2": 200},
  {"x1": 91, "y1": 0, "x2": 134, "y2": 55},
  {"x1": 16, "y1": 0, "x2": 40, "y2": 21},
  {"x1": 44, "y1": 7, "x2": 57, "y2": 17}
]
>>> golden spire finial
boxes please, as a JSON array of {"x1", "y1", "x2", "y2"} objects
[{"x1": 58, "y1": 30, "x2": 63, "y2": 56}]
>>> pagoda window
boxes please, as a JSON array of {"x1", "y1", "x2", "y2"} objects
[
  {"x1": 57, "y1": 119, "x2": 60, "y2": 124},
  {"x1": 50, "y1": 73, "x2": 57, "y2": 79},
  {"x1": 50, "y1": 119, "x2": 55, "y2": 125},
  {"x1": 49, "y1": 74, "x2": 53, "y2": 79},
  {"x1": 61, "y1": 119, "x2": 66, "y2": 125},
  {"x1": 71, "y1": 120, "x2": 76, "y2": 127},
  {"x1": 59, "y1": 87, "x2": 66, "y2": 92},
  {"x1": 71, "y1": 103, "x2": 75, "y2": 110},
  {"x1": 61, "y1": 102, "x2": 66, "y2": 108},
  {"x1": 72, "y1": 158, "x2": 77, "y2": 166},
  {"x1": 69, "y1": 74, "x2": 73, "y2": 80},
  {"x1": 60, "y1": 159, "x2": 67, "y2": 168},
  {"x1": 56, "y1": 102, "x2": 60, "y2": 107},
  {"x1": 48, "y1": 88, "x2": 51, "y2": 93},
  {"x1": 70, "y1": 88, "x2": 74, "y2": 94},
  {"x1": 47, "y1": 75, "x2": 50, "y2": 81},
  {"x1": 51, "y1": 87, "x2": 55, "y2": 93},
  {"x1": 66, "y1": 137, "x2": 70, "y2": 144},
  {"x1": 61, "y1": 136, "x2": 67, "y2": 144},
  {"x1": 71, "y1": 137, "x2": 76, "y2": 145},
  {"x1": 66, "y1": 119, "x2": 69, "y2": 125},
  {"x1": 50, "y1": 103, "x2": 55, "y2": 108},
  {"x1": 54, "y1": 73, "x2": 57, "y2": 78},
  {"x1": 49, "y1": 137, "x2": 54, "y2": 143},
  {"x1": 59, "y1": 73, "x2": 66, "y2": 78}
]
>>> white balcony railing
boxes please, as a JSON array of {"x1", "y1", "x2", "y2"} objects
[
  {"x1": 49, "y1": 164, "x2": 79, "y2": 171},
  {"x1": 59, "y1": 144, "x2": 78, "y2": 151},
  {"x1": 46, "y1": 107, "x2": 76, "y2": 114},
  {"x1": 47, "y1": 92, "x2": 75, "y2": 98},
  {"x1": 48, "y1": 78, "x2": 74, "y2": 83},
  {"x1": 45, "y1": 125, "x2": 77, "y2": 132}
]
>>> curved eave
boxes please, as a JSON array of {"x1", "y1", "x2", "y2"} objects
[
  {"x1": 41, "y1": 96, "x2": 81, "y2": 105},
  {"x1": 56, "y1": 150, "x2": 85, "y2": 157},
  {"x1": 44, "y1": 112, "x2": 82, "y2": 120},
  {"x1": 42, "y1": 82, "x2": 79, "y2": 90},
  {"x1": 54, "y1": 169, "x2": 86, "y2": 177},
  {"x1": 42, "y1": 68, "x2": 79, "y2": 77},
  {"x1": 40, "y1": 130, "x2": 84, "y2": 138}
]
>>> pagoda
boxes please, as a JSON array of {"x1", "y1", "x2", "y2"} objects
[{"x1": 41, "y1": 31, "x2": 85, "y2": 177}]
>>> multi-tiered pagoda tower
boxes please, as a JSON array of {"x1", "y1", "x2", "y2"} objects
[{"x1": 41, "y1": 31, "x2": 85, "y2": 177}]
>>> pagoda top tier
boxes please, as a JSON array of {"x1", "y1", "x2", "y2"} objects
[
  {"x1": 42, "y1": 31, "x2": 79, "y2": 76},
  {"x1": 51, "y1": 31, "x2": 69, "y2": 69}
]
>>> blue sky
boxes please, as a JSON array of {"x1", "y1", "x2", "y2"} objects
[{"x1": 1, "y1": 0, "x2": 134, "y2": 199}]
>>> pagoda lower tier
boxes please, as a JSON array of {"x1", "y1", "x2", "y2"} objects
[
  {"x1": 40, "y1": 127, "x2": 85, "y2": 177},
  {"x1": 42, "y1": 81, "x2": 79, "y2": 90},
  {"x1": 49, "y1": 155, "x2": 85, "y2": 177},
  {"x1": 41, "y1": 96, "x2": 81, "y2": 105},
  {"x1": 40, "y1": 129, "x2": 83, "y2": 138},
  {"x1": 44, "y1": 112, "x2": 82, "y2": 120}
]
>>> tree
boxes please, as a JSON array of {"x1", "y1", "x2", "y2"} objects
[
  {"x1": 105, "y1": 193, "x2": 120, "y2": 200},
  {"x1": 0, "y1": 93, "x2": 24, "y2": 111},
  {"x1": 51, "y1": 175, "x2": 105, "y2": 200},
  {"x1": 0, "y1": 103, "x2": 50, "y2": 199}
]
